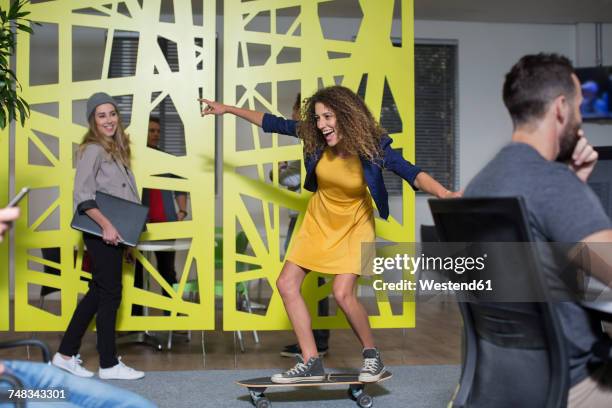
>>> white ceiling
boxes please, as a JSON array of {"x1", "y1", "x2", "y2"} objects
[
  {"x1": 29, "y1": 0, "x2": 612, "y2": 24},
  {"x1": 212, "y1": 0, "x2": 612, "y2": 24},
  {"x1": 415, "y1": 0, "x2": 612, "y2": 24}
]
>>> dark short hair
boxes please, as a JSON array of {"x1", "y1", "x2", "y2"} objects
[
  {"x1": 149, "y1": 116, "x2": 160, "y2": 124},
  {"x1": 503, "y1": 53, "x2": 576, "y2": 127}
]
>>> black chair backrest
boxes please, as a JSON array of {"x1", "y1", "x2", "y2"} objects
[
  {"x1": 429, "y1": 197, "x2": 569, "y2": 408},
  {"x1": 420, "y1": 224, "x2": 439, "y2": 243}
]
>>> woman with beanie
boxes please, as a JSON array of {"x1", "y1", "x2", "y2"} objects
[{"x1": 52, "y1": 92, "x2": 144, "y2": 380}]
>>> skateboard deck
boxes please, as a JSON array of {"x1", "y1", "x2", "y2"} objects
[
  {"x1": 237, "y1": 371, "x2": 392, "y2": 387},
  {"x1": 237, "y1": 371, "x2": 391, "y2": 407}
]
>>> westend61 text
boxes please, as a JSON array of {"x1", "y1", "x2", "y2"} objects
[
  {"x1": 373, "y1": 279, "x2": 493, "y2": 292},
  {"x1": 371, "y1": 254, "x2": 487, "y2": 275}
]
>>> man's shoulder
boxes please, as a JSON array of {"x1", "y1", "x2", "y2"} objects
[{"x1": 467, "y1": 144, "x2": 581, "y2": 194}]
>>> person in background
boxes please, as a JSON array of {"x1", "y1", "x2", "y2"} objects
[
  {"x1": 132, "y1": 117, "x2": 188, "y2": 316},
  {"x1": 52, "y1": 92, "x2": 144, "y2": 380}
]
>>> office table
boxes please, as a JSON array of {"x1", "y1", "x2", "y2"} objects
[{"x1": 117, "y1": 239, "x2": 191, "y2": 350}]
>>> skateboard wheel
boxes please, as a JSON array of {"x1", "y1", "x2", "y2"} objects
[
  {"x1": 357, "y1": 393, "x2": 373, "y2": 408},
  {"x1": 349, "y1": 384, "x2": 364, "y2": 400},
  {"x1": 255, "y1": 398, "x2": 270, "y2": 408}
]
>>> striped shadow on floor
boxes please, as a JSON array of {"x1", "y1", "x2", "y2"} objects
[{"x1": 107, "y1": 365, "x2": 460, "y2": 408}]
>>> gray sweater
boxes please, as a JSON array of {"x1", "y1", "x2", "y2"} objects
[{"x1": 73, "y1": 143, "x2": 140, "y2": 214}]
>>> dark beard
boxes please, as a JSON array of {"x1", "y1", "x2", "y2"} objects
[{"x1": 556, "y1": 118, "x2": 581, "y2": 163}]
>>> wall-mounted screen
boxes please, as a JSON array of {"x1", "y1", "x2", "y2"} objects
[{"x1": 575, "y1": 66, "x2": 612, "y2": 122}]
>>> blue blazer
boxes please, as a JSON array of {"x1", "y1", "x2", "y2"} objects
[{"x1": 262, "y1": 113, "x2": 422, "y2": 220}]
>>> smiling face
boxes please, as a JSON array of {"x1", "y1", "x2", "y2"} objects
[
  {"x1": 315, "y1": 102, "x2": 341, "y2": 147},
  {"x1": 94, "y1": 103, "x2": 118, "y2": 138}
]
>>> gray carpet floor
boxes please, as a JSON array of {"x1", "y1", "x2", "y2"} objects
[{"x1": 106, "y1": 365, "x2": 460, "y2": 408}]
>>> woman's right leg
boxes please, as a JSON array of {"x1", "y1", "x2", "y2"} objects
[
  {"x1": 86, "y1": 235, "x2": 123, "y2": 369},
  {"x1": 57, "y1": 236, "x2": 103, "y2": 359},
  {"x1": 275, "y1": 261, "x2": 318, "y2": 361},
  {"x1": 272, "y1": 261, "x2": 325, "y2": 383},
  {"x1": 57, "y1": 234, "x2": 122, "y2": 369}
]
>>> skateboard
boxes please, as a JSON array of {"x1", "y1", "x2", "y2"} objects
[{"x1": 236, "y1": 371, "x2": 392, "y2": 408}]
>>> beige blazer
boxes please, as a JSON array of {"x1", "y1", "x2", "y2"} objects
[{"x1": 73, "y1": 143, "x2": 140, "y2": 212}]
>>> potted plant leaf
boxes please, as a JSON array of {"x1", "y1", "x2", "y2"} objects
[{"x1": 0, "y1": 0, "x2": 36, "y2": 129}]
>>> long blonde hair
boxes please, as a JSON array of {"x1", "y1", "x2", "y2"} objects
[
  {"x1": 297, "y1": 86, "x2": 384, "y2": 162},
  {"x1": 79, "y1": 110, "x2": 132, "y2": 168}
]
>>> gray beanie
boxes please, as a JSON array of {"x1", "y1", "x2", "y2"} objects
[{"x1": 86, "y1": 92, "x2": 118, "y2": 121}]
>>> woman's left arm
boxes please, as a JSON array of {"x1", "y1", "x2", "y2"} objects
[{"x1": 414, "y1": 172, "x2": 461, "y2": 198}]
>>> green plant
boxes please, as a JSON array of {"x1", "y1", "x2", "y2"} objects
[{"x1": 0, "y1": 0, "x2": 35, "y2": 129}]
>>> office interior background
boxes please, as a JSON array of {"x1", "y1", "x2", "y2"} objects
[{"x1": 1, "y1": 0, "x2": 612, "y2": 407}]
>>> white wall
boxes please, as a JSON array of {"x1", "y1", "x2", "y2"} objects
[
  {"x1": 575, "y1": 23, "x2": 612, "y2": 147},
  {"x1": 411, "y1": 20, "x2": 583, "y2": 238}
]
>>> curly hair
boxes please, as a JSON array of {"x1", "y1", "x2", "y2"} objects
[
  {"x1": 297, "y1": 86, "x2": 385, "y2": 162},
  {"x1": 80, "y1": 110, "x2": 132, "y2": 168}
]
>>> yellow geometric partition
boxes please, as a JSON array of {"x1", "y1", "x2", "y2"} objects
[
  {"x1": 223, "y1": 0, "x2": 416, "y2": 330},
  {"x1": 13, "y1": 1, "x2": 216, "y2": 331}
]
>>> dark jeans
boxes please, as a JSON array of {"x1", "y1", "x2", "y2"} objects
[
  {"x1": 58, "y1": 234, "x2": 122, "y2": 368},
  {"x1": 285, "y1": 216, "x2": 330, "y2": 348},
  {"x1": 132, "y1": 250, "x2": 177, "y2": 316}
]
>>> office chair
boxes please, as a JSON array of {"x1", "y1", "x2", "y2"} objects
[
  {"x1": 419, "y1": 224, "x2": 455, "y2": 305},
  {"x1": 420, "y1": 224, "x2": 439, "y2": 244},
  {"x1": 429, "y1": 197, "x2": 569, "y2": 408}
]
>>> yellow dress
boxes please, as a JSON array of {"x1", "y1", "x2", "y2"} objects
[{"x1": 287, "y1": 148, "x2": 375, "y2": 275}]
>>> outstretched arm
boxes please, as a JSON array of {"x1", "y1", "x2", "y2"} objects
[
  {"x1": 199, "y1": 98, "x2": 264, "y2": 127},
  {"x1": 199, "y1": 98, "x2": 298, "y2": 137},
  {"x1": 414, "y1": 172, "x2": 461, "y2": 198}
]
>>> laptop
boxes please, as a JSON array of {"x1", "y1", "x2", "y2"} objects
[{"x1": 71, "y1": 191, "x2": 149, "y2": 247}]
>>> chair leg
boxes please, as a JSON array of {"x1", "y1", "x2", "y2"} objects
[
  {"x1": 242, "y1": 288, "x2": 259, "y2": 344},
  {"x1": 257, "y1": 278, "x2": 263, "y2": 305},
  {"x1": 167, "y1": 331, "x2": 173, "y2": 350},
  {"x1": 235, "y1": 331, "x2": 245, "y2": 353},
  {"x1": 201, "y1": 331, "x2": 206, "y2": 366},
  {"x1": 186, "y1": 291, "x2": 194, "y2": 342}
]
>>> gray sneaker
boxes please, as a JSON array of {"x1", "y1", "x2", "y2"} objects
[
  {"x1": 271, "y1": 356, "x2": 325, "y2": 384},
  {"x1": 358, "y1": 348, "x2": 386, "y2": 382}
]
